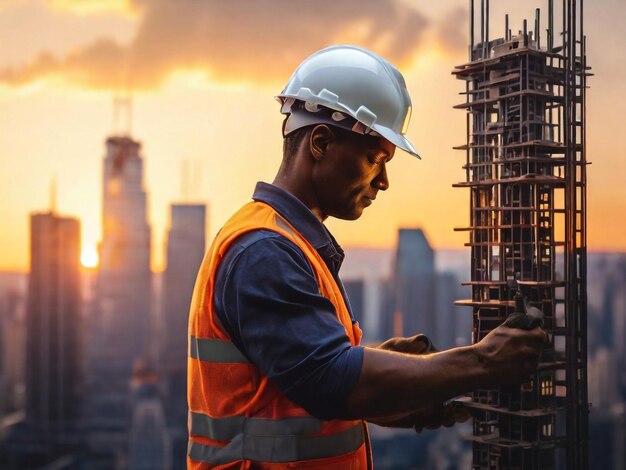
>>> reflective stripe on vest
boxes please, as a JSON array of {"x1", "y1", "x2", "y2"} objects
[
  {"x1": 189, "y1": 335, "x2": 249, "y2": 363},
  {"x1": 189, "y1": 412, "x2": 323, "y2": 441},
  {"x1": 188, "y1": 420, "x2": 364, "y2": 464}
]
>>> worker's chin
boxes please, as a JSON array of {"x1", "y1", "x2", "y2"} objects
[{"x1": 334, "y1": 206, "x2": 365, "y2": 221}]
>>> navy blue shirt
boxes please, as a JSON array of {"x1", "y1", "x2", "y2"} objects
[{"x1": 213, "y1": 182, "x2": 364, "y2": 420}]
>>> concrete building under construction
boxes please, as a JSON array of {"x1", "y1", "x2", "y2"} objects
[{"x1": 452, "y1": 0, "x2": 591, "y2": 468}]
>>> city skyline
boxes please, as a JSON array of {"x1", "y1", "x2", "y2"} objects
[
  {"x1": 0, "y1": 2, "x2": 624, "y2": 468},
  {"x1": 0, "y1": 0, "x2": 625, "y2": 272}
]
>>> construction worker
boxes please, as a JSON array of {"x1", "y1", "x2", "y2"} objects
[{"x1": 187, "y1": 45, "x2": 548, "y2": 469}]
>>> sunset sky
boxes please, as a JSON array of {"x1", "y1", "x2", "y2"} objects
[{"x1": 0, "y1": 0, "x2": 624, "y2": 272}]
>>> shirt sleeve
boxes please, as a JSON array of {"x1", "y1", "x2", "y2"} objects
[{"x1": 214, "y1": 232, "x2": 364, "y2": 420}]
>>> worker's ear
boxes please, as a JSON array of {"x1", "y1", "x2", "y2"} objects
[{"x1": 309, "y1": 124, "x2": 334, "y2": 162}]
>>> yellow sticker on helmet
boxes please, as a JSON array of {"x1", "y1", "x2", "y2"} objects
[{"x1": 401, "y1": 106, "x2": 412, "y2": 135}]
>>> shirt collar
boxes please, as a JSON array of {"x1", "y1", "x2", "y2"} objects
[{"x1": 252, "y1": 182, "x2": 345, "y2": 269}]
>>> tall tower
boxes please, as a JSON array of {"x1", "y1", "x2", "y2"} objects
[
  {"x1": 26, "y1": 212, "x2": 82, "y2": 434},
  {"x1": 96, "y1": 136, "x2": 152, "y2": 374},
  {"x1": 162, "y1": 204, "x2": 206, "y2": 373},
  {"x1": 162, "y1": 202, "x2": 206, "y2": 460},
  {"x1": 393, "y1": 228, "x2": 435, "y2": 338},
  {"x1": 87, "y1": 135, "x2": 152, "y2": 459},
  {"x1": 452, "y1": 1, "x2": 590, "y2": 468},
  {"x1": 344, "y1": 279, "x2": 366, "y2": 327}
]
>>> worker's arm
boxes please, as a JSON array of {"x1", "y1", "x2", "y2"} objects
[
  {"x1": 367, "y1": 333, "x2": 470, "y2": 429},
  {"x1": 368, "y1": 333, "x2": 469, "y2": 429},
  {"x1": 341, "y1": 325, "x2": 548, "y2": 420}
]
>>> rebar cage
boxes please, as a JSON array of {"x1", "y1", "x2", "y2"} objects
[{"x1": 452, "y1": 1, "x2": 590, "y2": 468}]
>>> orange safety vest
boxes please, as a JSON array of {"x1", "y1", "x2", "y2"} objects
[{"x1": 187, "y1": 201, "x2": 371, "y2": 469}]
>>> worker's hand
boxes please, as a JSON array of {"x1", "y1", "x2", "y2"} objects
[
  {"x1": 413, "y1": 402, "x2": 471, "y2": 434},
  {"x1": 377, "y1": 334, "x2": 436, "y2": 355},
  {"x1": 473, "y1": 324, "x2": 550, "y2": 387}
]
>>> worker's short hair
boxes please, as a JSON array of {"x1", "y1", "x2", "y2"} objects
[
  {"x1": 282, "y1": 125, "x2": 311, "y2": 163},
  {"x1": 282, "y1": 123, "x2": 373, "y2": 164}
]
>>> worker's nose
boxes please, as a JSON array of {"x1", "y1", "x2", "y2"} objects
[{"x1": 374, "y1": 164, "x2": 389, "y2": 191}]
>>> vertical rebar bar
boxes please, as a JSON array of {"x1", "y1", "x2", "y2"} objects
[
  {"x1": 481, "y1": 0, "x2": 485, "y2": 58},
  {"x1": 470, "y1": 0, "x2": 475, "y2": 60},
  {"x1": 485, "y1": 0, "x2": 490, "y2": 58},
  {"x1": 549, "y1": 0, "x2": 554, "y2": 51},
  {"x1": 505, "y1": 14, "x2": 509, "y2": 41},
  {"x1": 536, "y1": 8, "x2": 541, "y2": 49}
]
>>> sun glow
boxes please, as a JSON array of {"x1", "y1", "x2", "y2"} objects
[{"x1": 81, "y1": 245, "x2": 99, "y2": 268}]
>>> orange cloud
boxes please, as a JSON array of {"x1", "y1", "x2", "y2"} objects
[
  {"x1": 0, "y1": 0, "x2": 430, "y2": 90},
  {"x1": 46, "y1": 0, "x2": 136, "y2": 15}
]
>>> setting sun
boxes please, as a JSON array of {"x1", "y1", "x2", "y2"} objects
[{"x1": 81, "y1": 245, "x2": 99, "y2": 268}]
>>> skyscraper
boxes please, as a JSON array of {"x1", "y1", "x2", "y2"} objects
[
  {"x1": 434, "y1": 271, "x2": 460, "y2": 350},
  {"x1": 26, "y1": 211, "x2": 82, "y2": 434},
  {"x1": 161, "y1": 203, "x2": 206, "y2": 467},
  {"x1": 0, "y1": 212, "x2": 82, "y2": 470},
  {"x1": 95, "y1": 135, "x2": 152, "y2": 376},
  {"x1": 343, "y1": 279, "x2": 365, "y2": 327},
  {"x1": 85, "y1": 135, "x2": 152, "y2": 465},
  {"x1": 393, "y1": 228, "x2": 436, "y2": 338},
  {"x1": 162, "y1": 203, "x2": 206, "y2": 374},
  {"x1": 1, "y1": 287, "x2": 27, "y2": 415}
]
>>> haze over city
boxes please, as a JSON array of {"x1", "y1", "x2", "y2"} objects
[
  {"x1": 0, "y1": 0, "x2": 625, "y2": 273},
  {"x1": 1, "y1": 1, "x2": 626, "y2": 469}
]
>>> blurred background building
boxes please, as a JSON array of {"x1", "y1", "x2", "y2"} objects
[
  {"x1": 1, "y1": 209, "x2": 624, "y2": 468},
  {"x1": 161, "y1": 203, "x2": 206, "y2": 468},
  {"x1": 0, "y1": 210, "x2": 83, "y2": 468},
  {"x1": 84, "y1": 134, "x2": 153, "y2": 468}
]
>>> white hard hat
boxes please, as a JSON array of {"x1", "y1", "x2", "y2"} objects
[{"x1": 276, "y1": 45, "x2": 420, "y2": 159}]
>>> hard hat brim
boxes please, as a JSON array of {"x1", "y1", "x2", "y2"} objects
[
  {"x1": 279, "y1": 99, "x2": 422, "y2": 160},
  {"x1": 372, "y1": 124, "x2": 421, "y2": 160}
]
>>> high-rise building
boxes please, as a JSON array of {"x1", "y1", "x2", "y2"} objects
[
  {"x1": 96, "y1": 136, "x2": 152, "y2": 371},
  {"x1": 343, "y1": 279, "x2": 365, "y2": 327},
  {"x1": 85, "y1": 135, "x2": 152, "y2": 466},
  {"x1": 162, "y1": 204, "x2": 206, "y2": 372},
  {"x1": 588, "y1": 347, "x2": 620, "y2": 410},
  {"x1": 434, "y1": 272, "x2": 460, "y2": 350},
  {"x1": 377, "y1": 277, "x2": 397, "y2": 341},
  {"x1": 161, "y1": 203, "x2": 206, "y2": 467},
  {"x1": 1, "y1": 212, "x2": 83, "y2": 469},
  {"x1": 0, "y1": 283, "x2": 27, "y2": 417},
  {"x1": 393, "y1": 228, "x2": 436, "y2": 338},
  {"x1": 26, "y1": 212, "x2": 82, "y2": 434}
]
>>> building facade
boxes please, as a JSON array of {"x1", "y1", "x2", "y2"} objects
[
  {"x1": 393, "y1": 228, "x2": 436, "y2": 339},
  {"x1": 26, "y1": 212, "x2": 82, "y2": 434},
  {"x1": 162, "y1": 203, "x2": 206, "y2": 468}
]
